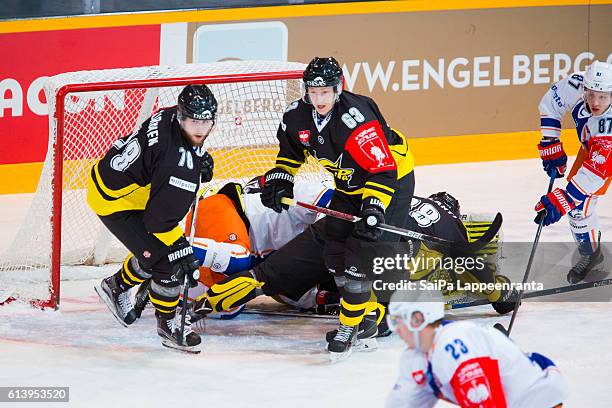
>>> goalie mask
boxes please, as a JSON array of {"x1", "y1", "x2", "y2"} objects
[{"x1": 302, "y1": 57, "x2": 343, "y2": 104}]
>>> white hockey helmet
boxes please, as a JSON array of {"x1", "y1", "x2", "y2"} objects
[
  {"x1": 583, "y1": 61, "x2": 612, "y2": 93},
  {"x1": 387, "y1": 290, "x2": 445, "y2": 333}
]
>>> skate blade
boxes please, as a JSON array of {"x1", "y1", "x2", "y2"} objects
[
  {"x1": 161, "y1": 339, "x2": 202, "y2": 354},
  {"x1": 328, "y1": 347, "x2": 353, "y2": 363},
  {"x1": 0, "y1": 286, "x2": 16, "y2": 304},
  {"x1": 354, "y1": 338, "x2": 378, "y2": 352},
  {"x1": 94, "y1": 284, "x2": 128, "y2": 328}
]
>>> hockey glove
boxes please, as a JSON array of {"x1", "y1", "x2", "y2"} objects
[
  {"x1": 353, "y1": 198, "x2": 385, "y2": 242},
  {"x1": 200, "y1": 151, "x2": 214, "y2": 183},
  {"x1": 538, "y1": 139, "x2": 566, "y2": 179},
  {"x1": 260, "y1": 168, "x2": 294, "y2": 213},
  {"x1": 167, "y1": 237, "x2": 201, "y2": 288},
  {"x1": 535, "y1": 188, "x2": 576, "y2": 226}
]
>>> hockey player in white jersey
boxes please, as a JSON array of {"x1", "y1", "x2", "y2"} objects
[
  {"x1": 184, "y1": 177, "x2": 333, "y2": 317},
  {"x1": 536, "y1": 60, "x2": 612, "y2": 283},
  {"x1": 385, "y1": 291, "x2": 567, "y2": 407},
  {"x1": 128, "y1": 177, "x2": 334, "y2": 320}
]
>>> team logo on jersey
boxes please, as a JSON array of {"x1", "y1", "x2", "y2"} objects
[
  {"x1": 299, "y1": 130, "x2": 310, "y2": 146},
  {"x1": 411, "y1": 370, "x2": 425, "y2": 385},
  {"x1": 345, "y1": 121, "x2": 396, "y2": 173},
  {"x1": 228, "y1": 233, "x2": 237, "y2": 242},
  {"x1": 314, "y1": 154, "x2": 355, "y2": 184},
  {"x1": 318, "y1": 135, "x2": 325, "y2": 144},
  {"x1": 585, "y1": 139, "x2": 612, "y2": 177},
  {"x1": 466, "y1": 384, "x2": 491, "y2": 403}
]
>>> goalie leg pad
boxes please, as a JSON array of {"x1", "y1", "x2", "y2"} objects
[
  {"x1": 205, "y1": 270, "x2": 264, "y2": 313},
  {"x1": 407, "y1": 242, "x2": 444, "y2": 281}
]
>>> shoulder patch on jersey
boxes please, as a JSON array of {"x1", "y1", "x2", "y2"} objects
[
  {"x1": 345, "y1": 120, "x2": 396, "y2": 173},
  {"x1": 285, "y1": 100, "x2": 299, "y2": 113}
]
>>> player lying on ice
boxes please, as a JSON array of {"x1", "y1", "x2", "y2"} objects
[
  {"x1": 124, "y1": 179, "x2": 512, "y2": 339},
  {"x1": 176, "y1": 183, "x2": 513, "y2": 357},
  {"x1": 384, "y1": 290, "x2": 567, "y2": 408},
  {"x1": 535, "y1": 60, "x2": 612, "y2": 284}
]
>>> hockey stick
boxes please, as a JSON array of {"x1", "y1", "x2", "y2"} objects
[
  {"x1": 450, "y1": 276, "x2": 612, "y2": 309},
  {"x1": 242, "y1": 308, "x2": 337, "y2": 319},
  {"x1": 243, "y1": 276, "x2": 612, "y2": 318},
  {"x1": 281, "y1": 197, "x2": 502, "y2": 256},
  {"x1": 494, "y1": 173, "x2": 556, "y2": 336},
  {"x1": 132, "y1": 185, "x2": 211, "y2": 319},
  {"x1": 178, "y1": 174, "x2": 202, "y2": 351}
]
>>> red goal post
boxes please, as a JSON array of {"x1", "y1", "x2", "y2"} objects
[{"x1": 0, "y1": 60, "x2": 326, "y2": 309}]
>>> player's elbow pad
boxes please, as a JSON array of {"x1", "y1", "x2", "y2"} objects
[{"x1": 194, "y1": 238, "x2": 250, "y2": 274}]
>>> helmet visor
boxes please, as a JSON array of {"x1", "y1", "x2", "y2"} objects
[
  {"x1": 180, "y1": 114, "x2": 214, "y2": 136},
  {"x1": 387, "y1": 310, "x2": 428, "y2": 333},
  {"x1": 307, "y1": 86, "x2": 336, "y2": 105},
  {"x1": 585, "y1": 89, "x2": 612, "y2": 105}
]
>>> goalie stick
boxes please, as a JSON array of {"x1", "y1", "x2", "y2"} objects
[
  {"x1": 280, "y1": 197, "x2": 502, "y2": 257},
  {"x1": 242, "y1": 276, "x2": 612, "y2": 319}
]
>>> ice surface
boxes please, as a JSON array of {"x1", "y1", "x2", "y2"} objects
[{"x1": 1, "y1": 158, "x2": 611, "y2": 407}]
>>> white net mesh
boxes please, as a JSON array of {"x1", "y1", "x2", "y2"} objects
[{"x1": 0, "y1": 60, "x2": 327, "y2": 307}]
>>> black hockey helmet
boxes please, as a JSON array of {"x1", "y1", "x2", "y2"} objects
[
  {"x1": 177, "y1": 84, "x2": 217, "y2": 121},
  {"x1": 303, "y1": 57, "x2": 343, "y2": 88},
  {"x1": 429, "y1": 191, "x2": 461, "y2": 215},
  {"x1": 302, "y1": 57, "x2": 343, "y2": 104}
]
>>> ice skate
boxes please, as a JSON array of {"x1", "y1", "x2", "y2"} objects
[
  {"x1": 157, "y1": 313, "x2": 202, "y2": 354},
  {"x1": 326, "y1": 311, "x2": 378, "y2": 352},
  {"x1": 327, "y1": 323, "x2": 358, "y2": 363},
  {"x1": 132, "y1": 279, "x2": 151, "y2": 320},
  {"x1": 567, "y1": 246, "x2": 604, "y2": 284},
  {"x1": 95, "y1": 275, "x2": 137, "y2": 327}
]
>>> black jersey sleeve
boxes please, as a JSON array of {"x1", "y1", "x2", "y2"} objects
[
  {"x1": 142, "y1": 112, "x2": 200, "y2": 246},
  {"x1": 274, "y1": 106, "x2": 306, "y2": 176}
]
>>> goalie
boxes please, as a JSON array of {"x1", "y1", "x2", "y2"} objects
[{"x1": 191, "y1": 188, "x2": 512, "y2": 352}]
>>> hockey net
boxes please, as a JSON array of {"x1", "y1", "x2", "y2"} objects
[{"x1": 0, "y1": 60, "x2": 327, "y2": 309}]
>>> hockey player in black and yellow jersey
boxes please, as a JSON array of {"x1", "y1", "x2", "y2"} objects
[
  {"x1": 89, "y1": 85, "x2": 216, "y2": 352},
  {"x1": 201, "y1": 57, "x2": 415, "y2": 359}
]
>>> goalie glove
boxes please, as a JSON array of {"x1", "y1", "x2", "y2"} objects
[
  {"x1": 260, "y1": 168, "x2": 294, "y2": 213},
  {"x1": 535, "y1": 188, "x2": 576, "y2": 226},
  {"x1": 538, "y1": 139, "x2": 566, "y2": 179},
  {"x1": 353, "y1": 198, "x2": 385, "y2": 242},
  {"x1": 167, "y1": 237, "x2": 200, "y2": 288}
]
